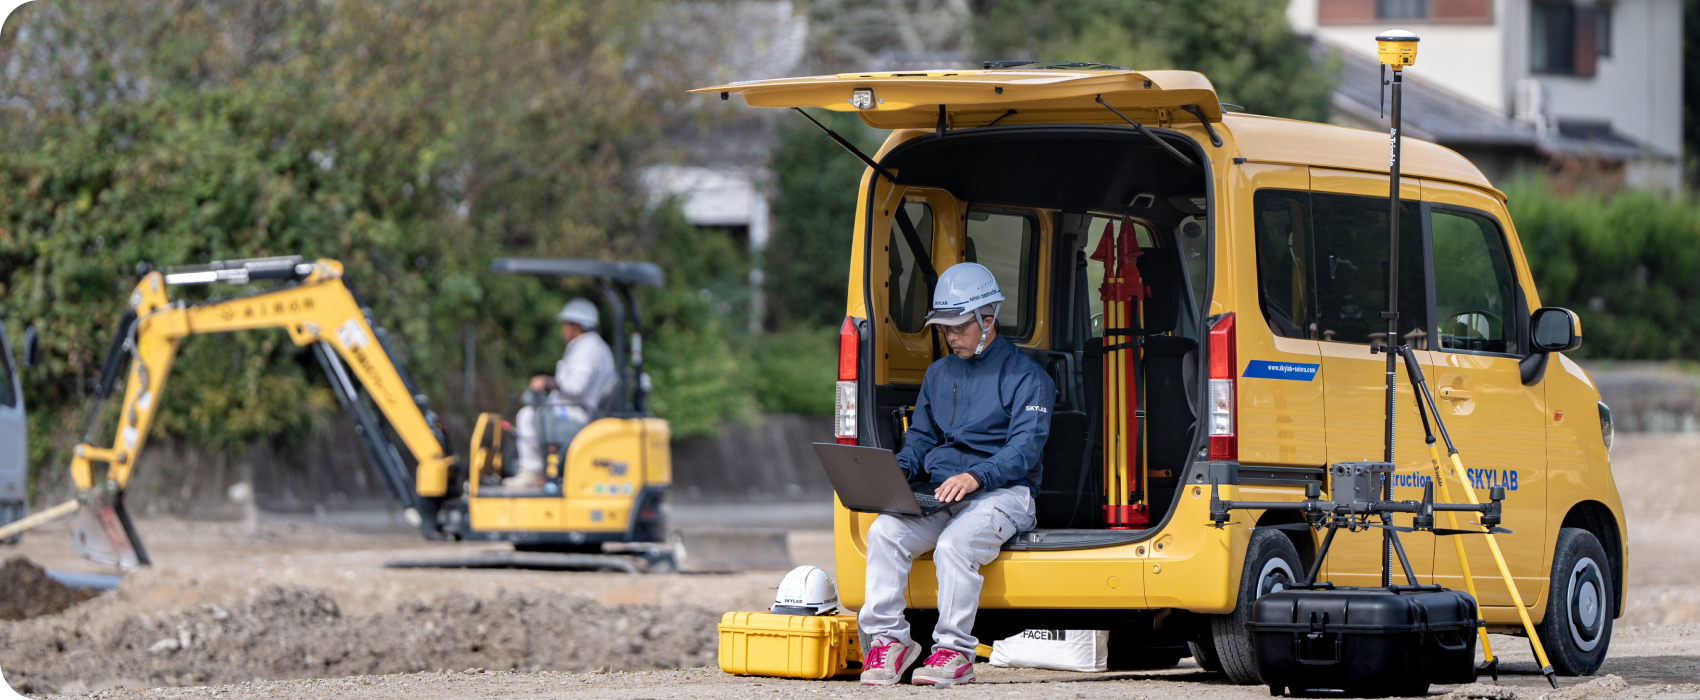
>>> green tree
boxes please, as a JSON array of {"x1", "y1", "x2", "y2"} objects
[
  {"x1": 1509, "y1": 177, "x2": 1700, "y2": 359},
  {"x1": 0, "y1": 0, "x2": 759, "y2": 499},
  {"x1": 970, "y1": 0, "x2": 1335, "y2": 122},
  {"x1": 763, "y1": 109, "x2": 885, "y2": 329}
]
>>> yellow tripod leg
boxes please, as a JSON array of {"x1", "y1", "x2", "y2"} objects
[
  {"x1": 1103, "y1": 293, "x2": 1121, "y2": 514},
  {"x1": 1111, "y1": 291, "x2": 1127, "y2": 511},
  {"x1": 1429, "y1": 445, "x2": 1495, "y2": 664},
  {"x1": 1446, "y1": 452, "x2": 1556, "y2": 678}
]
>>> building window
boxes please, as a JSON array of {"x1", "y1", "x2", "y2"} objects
[
  {"x1": 1596, "y1": 3, "x2": 1612, "y2": 57},
  {"x1": 1378, "y1": 0, "x2": 1429, "y2": 19},
  {"x1": 1319, "y1": 0, "x2": 1490, "y2": 24},
  {"x1": 1532, "y1": 1, "x2": 1599, "y2": 76}
]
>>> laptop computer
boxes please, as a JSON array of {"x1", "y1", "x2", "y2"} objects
[{"x1": 812, "y1": 443, "x2": 948, "y2": 517}]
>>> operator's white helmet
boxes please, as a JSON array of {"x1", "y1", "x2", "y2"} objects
[
  {"x1": 924, "y1": 263, "x2": 1004, "y2": 327},
  {"x1": 770, "y1": 565, "x2": 840, "y2": 616},
  {"x1": 556, "y1": 298, "x2": 600, "y2": 331}
]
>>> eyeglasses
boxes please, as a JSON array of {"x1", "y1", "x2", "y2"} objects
[{"x1": 939, "y1": 321, "x2": 991, "y2": 337}]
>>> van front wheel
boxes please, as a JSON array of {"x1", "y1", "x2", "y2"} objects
[
  {"x1": 1537, "y1": 527, "x2": 1614, "y2": 676},
  {"x1": 1210, "y1": 529, "x2": 1302, "y2": 684}
]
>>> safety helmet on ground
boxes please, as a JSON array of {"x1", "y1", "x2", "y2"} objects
[
  {"x1": 556, "y1": 298, "x2": 600, "y2": 331},
  {"x1": 770, "y1": 565, "x2": 840, "y2": 616},
  {"x1": 924, "y1": 263, "x2": 1003, "y2": 355}
]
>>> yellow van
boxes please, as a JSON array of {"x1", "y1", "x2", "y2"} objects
[{"x1": 702, "y1": 66, "x2": 1625, "y2": 680}]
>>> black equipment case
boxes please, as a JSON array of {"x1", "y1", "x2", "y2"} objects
[{"x1": 1249, "y1": 585, "x2": 1480, "y2": 696}]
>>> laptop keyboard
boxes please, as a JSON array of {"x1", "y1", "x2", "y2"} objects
[{"x1": 913, "y1": 491, "x2": 942, "y2": 510}]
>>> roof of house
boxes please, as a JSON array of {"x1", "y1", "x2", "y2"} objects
[{"x1": 1317, "y1": 40, "x2": 1672, "y2": 162}]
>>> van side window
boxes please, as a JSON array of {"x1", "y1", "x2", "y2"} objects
[
  {"x1": 1175, "y1": 215, "x2": 1208, "y2": 320},
  {"x1": 965, "y1": 210, "x2": 1039, "y2": 339},
  {"x1": 1253, "y1": 191, "x2": 1314, "y2": 339},
  {"x1": 887, "y1": 201, "x2": 935, "y2": 333},
  {"x1": 1311, "y1": 193, "x2": 1426, "y2": 347},
  {"x1": 1083, "y1": 216, "x2": 1156, "y2": 337},
  {"x1": 1432, "y1": 209, "x2": 1519, "y2": 354}
]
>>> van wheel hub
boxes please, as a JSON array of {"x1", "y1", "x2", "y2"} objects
[{"x1": 1568, "y1": 556, "x2": 1605, "y2": 651}]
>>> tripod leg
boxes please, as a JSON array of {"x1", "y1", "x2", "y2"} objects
[
  {"x1": 1385, "y1": 517, "x2": 1420, "y2": 586},
  {"x1": 1400, "y1": 345, "x2": 1557, "y2": 687},
  {"x1": 1449, "y1": 453, "x2": 1556, "y2": 687},
  {"x1": 1401, "y1": 347, "x2": 1498, "y2": 665},
  {"x1": 1432, "y1": 444, "x2": 1496, "y2": 665},
  {"x1": 1307, "y1": 526, "x2": 1338, "y2": 586}
]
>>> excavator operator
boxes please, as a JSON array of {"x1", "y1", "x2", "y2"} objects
[{"x1": 502, "y1": 298, "x2": 616, "y2": 491}]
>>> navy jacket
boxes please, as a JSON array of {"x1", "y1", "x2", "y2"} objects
[{"x1": 895, "y1": 334, "x2": 1055, "y2": 493}]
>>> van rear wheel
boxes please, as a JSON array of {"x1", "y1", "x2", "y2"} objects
[{"x1": 1210, "y1": 529, "x2": 1302, "y2": 685}]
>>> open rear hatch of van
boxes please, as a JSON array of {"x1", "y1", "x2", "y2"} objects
[
  {"x1": 699, "y1": 69, "x2": 1220, "y2": 549},
  {"x1": 694, "y1": 68, "x2": 1223, "y2": 130}
]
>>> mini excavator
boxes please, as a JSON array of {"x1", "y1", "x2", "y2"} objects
[{"x1": 0, "y1": 255, "x2": 731, "y2": 571}]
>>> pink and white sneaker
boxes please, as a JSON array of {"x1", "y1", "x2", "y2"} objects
[
  {"x1": 859, "y1": 636, "x2": 922, "y2": 686},
  {"x1": 911, "y1": 647, "x2": 975, "y2": 686}
]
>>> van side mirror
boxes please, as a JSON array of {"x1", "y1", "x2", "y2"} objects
[
  {"x1": 21, "y1": 326, "x2": 40, "y2": 369},
  {"x1": 1530, "y1": 307, "x2": 1582, "y2": 353}
]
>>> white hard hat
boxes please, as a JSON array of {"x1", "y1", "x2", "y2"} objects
[
  {"x1": 556, "y1": 298, "x2": 599, "y2": 330},
  {"x1": 924, "y1": 263, "x2": 1004, "y2": 327},
  {"x1": 770, "y1": 565, "x2": 840, "y2": 616}
]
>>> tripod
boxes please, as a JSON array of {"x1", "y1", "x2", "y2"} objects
[{"x1": 1210, "y1": 343, "x2": 1558, "y2": 687}]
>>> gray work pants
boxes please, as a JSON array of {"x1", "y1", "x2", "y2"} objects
[
  {"x1": 514, "y1": 405, "x2": 586, "y2": 474},
  {"x1": 859, "y1": 485, "x2": 1036, "y2": 654}
]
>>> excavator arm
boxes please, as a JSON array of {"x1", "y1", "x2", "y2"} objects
[{"x1": 59, "y1": 257, "x2": 457, "y2": 565}]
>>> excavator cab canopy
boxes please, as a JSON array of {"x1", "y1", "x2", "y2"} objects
[{"x1": 489, "y1": 258, "x2": 664, "y2": 416}]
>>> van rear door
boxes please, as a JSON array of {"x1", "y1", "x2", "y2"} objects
[{"x1": 695, "y1": 69, "x2": 1223, "y2": 130}]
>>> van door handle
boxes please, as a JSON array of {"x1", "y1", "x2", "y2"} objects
[{"x1": 1439, "y1": 387, "x2": 1472, "y2": 401}]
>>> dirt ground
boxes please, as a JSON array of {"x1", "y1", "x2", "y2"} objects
[
  {"x1": 2, "y1": 433, "x2": 1698, "y2": 697},
  {"x1": 0, "y1": 557, "x2": 98, "y2": 621}
]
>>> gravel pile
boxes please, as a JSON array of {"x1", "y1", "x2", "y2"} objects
[{"x1": 0, "y1": 584, "x2": 719, "y2": 694}]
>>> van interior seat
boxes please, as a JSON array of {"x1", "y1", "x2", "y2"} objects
[
  {"x1": 1024, "y1": 245, "x2": 1197, "y2": 531},
  {"x1": 1030, "y1": 339, "x2": 1101, "y2": 529}
]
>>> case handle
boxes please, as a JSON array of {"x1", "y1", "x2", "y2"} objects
[
  {"x1": 1432, "y1": 630, "x2": 1469, "y2": 652},
  {"x1": 1293, "y1": 633, "x2": 1343, "y2": 666}
]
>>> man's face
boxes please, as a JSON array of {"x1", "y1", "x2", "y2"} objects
[
  {"x1": 561, "y1": 322, "x2": 584, "y2": 344},
  {"x1": 940, "y1": 316, "x2": 997, "y2": 359}
]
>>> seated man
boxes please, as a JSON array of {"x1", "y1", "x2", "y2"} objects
[
  {"x1": 502, "y1": 298, "x2": 616, "y2": 491},
  {"x1": 859, "y1": 262, "x2": 1055, "y2": 687}
]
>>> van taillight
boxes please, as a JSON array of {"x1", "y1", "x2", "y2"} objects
[
  {"x1": 836, "y1": 317, "x2": 859, "y2": 445},
  {"x1": 1207, "y1": 313, "x2": 1237, "y2": 461}
]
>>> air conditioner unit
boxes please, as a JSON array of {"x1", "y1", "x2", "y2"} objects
[{"x1": 1514, "y1": 78, "x2": 1550, "y2": 135}]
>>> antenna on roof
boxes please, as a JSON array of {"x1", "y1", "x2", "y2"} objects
[{"x1": 1379, "y1": 64, "x2": 1387, "y2": 119}]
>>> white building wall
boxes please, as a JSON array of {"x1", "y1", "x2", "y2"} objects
[
  {"x1": 1512, "y1": 0, "x2": 1683, "y2": 158},
  {"x1": 1314, "y1": 23, "x2": 1508, "y2": 112}
]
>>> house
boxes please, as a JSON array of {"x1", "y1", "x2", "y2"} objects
[
  {"x1": 1288, "y1": 0, "x2": 1683, "y2": 192},
  {"x1": 639, "y1": 1, "x2": 807, "y2": 332}
]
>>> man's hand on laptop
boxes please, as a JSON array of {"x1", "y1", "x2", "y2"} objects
[{"x1": 935, "y1": 473, "x2": 981, "y2": 503}]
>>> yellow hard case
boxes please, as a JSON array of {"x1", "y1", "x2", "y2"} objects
[{"x1": 717, "y1": 612, "x2": 863, "y2": 679}]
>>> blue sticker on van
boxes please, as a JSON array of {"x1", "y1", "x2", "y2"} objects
[{"x1": 1242, "y1": 361, "x2": 1320, "y2": 381}]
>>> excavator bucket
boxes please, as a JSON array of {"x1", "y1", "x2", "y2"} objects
[
  {"x1": 69, "y1": 491, "x2": 149, "y2": 570},
  {"x1": 669, "y1": 528, "x2": 794, "y2": 573}
]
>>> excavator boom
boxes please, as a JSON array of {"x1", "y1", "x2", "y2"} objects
[{"x1": 62, "y1": 257, "x2": 457, "y2": 566}]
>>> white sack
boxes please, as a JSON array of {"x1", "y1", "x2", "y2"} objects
[{"x1": 988, "y1": 629, "x2": 1109, "y2": 673}]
